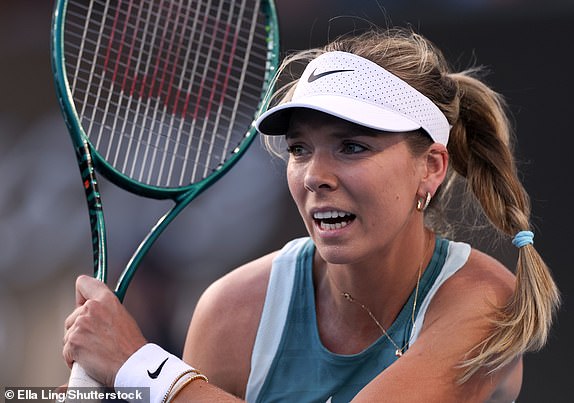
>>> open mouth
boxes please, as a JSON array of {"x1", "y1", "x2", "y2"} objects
[{"x1": 313, "y1": 210, "x2": 356, "y2": 231}]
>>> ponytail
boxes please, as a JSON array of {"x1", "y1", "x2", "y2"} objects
[{"x1": 447, "y1": 70, "x2": 560, "y2": 381}]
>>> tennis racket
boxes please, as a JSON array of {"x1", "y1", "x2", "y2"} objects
[{"x1": 51, "y1": 0, "x2": 279, "y2": 389}]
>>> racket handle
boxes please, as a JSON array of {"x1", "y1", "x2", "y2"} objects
[{"x1": 66, "y1": 362, "x2": 103, "y2": 402}]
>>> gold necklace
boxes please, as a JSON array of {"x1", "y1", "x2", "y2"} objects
[{"x1": 337, "y1": 233, "x2": 433, "y2": 358}]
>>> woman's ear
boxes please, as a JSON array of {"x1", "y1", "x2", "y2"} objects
[{"x1": 418, "y1": 143, "x2": 448, "y2": 196}]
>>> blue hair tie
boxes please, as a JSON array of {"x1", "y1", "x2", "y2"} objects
[{"x1": 512, "y1": 230, "x2": 534, "y2": 248}]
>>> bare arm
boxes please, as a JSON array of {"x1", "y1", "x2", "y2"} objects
[
  {"x1": 64, "y1": 249, "x2": 520, "y2": 402},
  {"x1": 175, "y1": 250, "x2": 521, "y2": 403},
  {"x1": 353, "y1": 250, "x2": 522, "y2": 403},
  {"x1": 63, "y1": 252, "x2": 274, "y2": 401},
  {"x1": 181, "y1": 252, "x2": 275, "y2": 398}
]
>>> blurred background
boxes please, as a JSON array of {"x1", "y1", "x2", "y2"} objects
[{"x1": 0, "y1": 0, "x2": 572, "y2": 401}]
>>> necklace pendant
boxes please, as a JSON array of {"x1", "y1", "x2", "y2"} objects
[{"x1": 395, "y1": 349, "x2": 403, "y2": 357}]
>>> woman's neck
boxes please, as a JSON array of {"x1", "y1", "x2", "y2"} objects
[{"x1": 313, "y1": 227, "x2": 435, "y2": 329}]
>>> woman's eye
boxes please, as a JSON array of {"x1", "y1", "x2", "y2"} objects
[
  {"x1": 286, "y1": 145, "x2": 306, "y2": 156},
  {"x1": 342, "y1": 142, "x2": 366, "y2": 154}
]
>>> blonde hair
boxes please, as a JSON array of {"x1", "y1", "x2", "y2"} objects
[{"x1": 263, "y1": 28, "x2": 560, "y2": 382}]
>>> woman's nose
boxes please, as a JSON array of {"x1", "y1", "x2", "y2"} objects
[{"x1": 303, "y1": 154, "x2": 338, "y2": 193}]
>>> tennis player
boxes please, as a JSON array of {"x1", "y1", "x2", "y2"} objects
[{"x1": 63, "y1": 28, "x2": 559, "y2": 402}]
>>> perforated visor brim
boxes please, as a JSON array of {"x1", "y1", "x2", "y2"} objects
[{"x1": 256, "y1": 95, "x2": 423, "y2": 136}]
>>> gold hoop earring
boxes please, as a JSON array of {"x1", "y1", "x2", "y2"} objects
[{"x1": 416, "y1": 192, "x2": 432, "y2": 212}]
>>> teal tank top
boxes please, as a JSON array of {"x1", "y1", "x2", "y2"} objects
[{"x1": 246, "y1": 236, "x2": 464, "y2": 403}]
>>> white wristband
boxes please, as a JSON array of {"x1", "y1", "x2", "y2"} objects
[{"x1": 114, "y1": 343, "x2": 195, "y2": 403}]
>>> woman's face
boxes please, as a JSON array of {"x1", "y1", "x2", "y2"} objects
[{"x1": 286, "y1": 109, "x2": 428, "y2": 266}]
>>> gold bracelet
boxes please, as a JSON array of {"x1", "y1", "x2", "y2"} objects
[
  {"x1": 166, "y1": 373, "x2": 209, "y2": 403},
  {"x1": 161, "y1": 369, "x2": 202, "y2": 403}
]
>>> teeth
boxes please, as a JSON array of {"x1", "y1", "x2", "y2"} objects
[
  {"x1": 313, "y1": 210, "x2": 352, "y2": 219},
  {"x1": 313, "y1": 210, "x2": 354, "y2": 231},
  {"x1": 320, "y1": 221, "x2": 349, "y2": 230}
]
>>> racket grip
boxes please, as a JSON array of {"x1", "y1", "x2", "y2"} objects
[{"x1": 66, "y1": 362, "x2": 103, "y2": 402}]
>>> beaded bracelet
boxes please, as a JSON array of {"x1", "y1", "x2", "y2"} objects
[{"x1": 165, "y1": 372, "x2": 209, "y2": 403}]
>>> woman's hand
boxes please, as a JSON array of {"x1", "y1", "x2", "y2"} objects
[{"x1": 63, "y1": 275, "x2": 147, "y2": 387}]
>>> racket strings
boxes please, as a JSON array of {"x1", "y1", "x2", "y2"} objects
[{"x1": 64, "y1": 0, "x2": 269, "y2": 188}]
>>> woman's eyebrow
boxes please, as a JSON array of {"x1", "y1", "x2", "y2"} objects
[
  {"x1": 333, "y1": 128, "x2": 382, "y2": 138},
  {"x1": 285, "y1": 131, "x2": 301, "y2": 140}
]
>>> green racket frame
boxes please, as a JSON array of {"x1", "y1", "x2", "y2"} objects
[{"x1": 51, "y1": 0, "x2": 280, "y2": 302}]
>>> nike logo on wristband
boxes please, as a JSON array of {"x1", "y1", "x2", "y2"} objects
[
  {"x1": 147, "y1": 357, "x2": 169, "y2": 379},
  {"x1": 307, "y1": 68, "x2": 354, "y2": 83}
]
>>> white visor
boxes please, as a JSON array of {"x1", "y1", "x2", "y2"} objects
[{"x1": 255, "y1": 51, "x2": 450, "y2": 145}]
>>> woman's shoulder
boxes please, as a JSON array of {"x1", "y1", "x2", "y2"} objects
[
  {"x1": 183, "y1": 250, "x2": 279, "y2": 397},
  {"x1": 190, "y1": 249, "x2": 279, "y2": 338},
  {"x1": 189, "y1": 237, "x2": 311, "y2": 341},
  {"x1": 429, "y1": 246, "x2": 520, "y2": 399},
  {"x1": 427, "y1": 245, "x2": 515, "y2": 322},
  {"x1": 397, "y1": 246, "x2": 521, "y2": 401},
  {"x1": 448, "y1": 246, "x2": 515, "y2": 301},
  {"x1": 208, "y1": 251, "x2": 278, "y2": 303}
]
